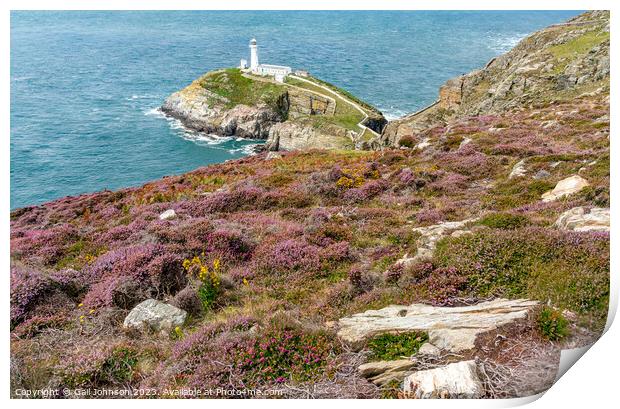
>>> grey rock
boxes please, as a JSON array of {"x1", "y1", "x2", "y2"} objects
[{"x1": 123, "y1": 299, "x2": 187, "y2": 333}]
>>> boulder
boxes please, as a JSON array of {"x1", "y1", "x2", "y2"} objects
[
  {"x1": 541, "y1": 175, "x2": 589, "y2": 202},
  {"x1": 337, "y1": 298, "x2": 538, "y2": 352},
  {"x1": 554, "y1": 207, "x2": 610, "y2": 232},
  {"x1": 403, "y1": 360, "x2": 484, "y2": 399},
  {"x1": 123, "y1": 299, "x2": 187, "y2": 333},
  {"x1": 159, "y1": 209, "x2": 177, "y2": 220}
]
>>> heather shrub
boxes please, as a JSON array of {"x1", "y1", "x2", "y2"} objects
[
  {"x1": 415, "y1": 266, "x2": 469, "y2": 306},
  {"x1": 347, "y1": 266, "x2": 374, "y2": 294},
  {"x1": 10, "y1": 266, "x2": 53, "y2": 325},
  {"x1": 57, "y1": 344, "x2": 141, "y2": 388},
  {"x1": 367, "y1": 332, "x2": 428, "y2": 360},
  {"x1": 235, "y1": 325, "x2": 336, "y2": 386},
  {"x1": 171, "y1": 286, "x2": 204, "y2": 317},
  {"x1": 11, "y1": 224, "x2": 80, "y2": 266},
  {"x1": 12, "y1": 315, "x2": 68, "y2": 339},
  {"x1": 82, "y1": 244, "x2": 186, "y2": 308},
  {"x1": 478, "y1": 212, "x2": 530, "y2": 229},
  {"x1": 434, "y1": 228, "x2": 609, "y2": 328},
  {"x1": 253, "y1": 239, "x2": 321, "y2": 276},
  {"x1": 436, "y1": 144, "x2": 496, "y2": 177}
]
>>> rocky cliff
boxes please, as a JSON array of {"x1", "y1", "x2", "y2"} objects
[
  {"x1": 162, "y1": 68, "x2": 387, "y2": 151},
  {"x1": 382, "y1": 10, "x2": 609, "y2": 146}
]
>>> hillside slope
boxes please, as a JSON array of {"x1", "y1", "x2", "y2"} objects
[{"x1": 10, "y1": 11, "x2": 609, "y2": 399}]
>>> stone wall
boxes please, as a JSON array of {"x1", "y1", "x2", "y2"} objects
[{"x1": 288, "y1": 88, "x2": 336, "y2": 116}]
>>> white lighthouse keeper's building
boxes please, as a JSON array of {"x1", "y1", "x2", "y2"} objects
[{"x1": 240, "y1": 38, "x2": 292, "y2": 83}]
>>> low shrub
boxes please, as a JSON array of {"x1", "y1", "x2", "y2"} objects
[
  {"x1": 367, "y1": 332, "x2": 428, "y2": 360},
  {"x1": 398, "y1": 135, "x2": 417, "y2": 148},
  {"x1": 537, "y1": 307, "x2": 570, "y2": 341},
  {"x1": 433, "y1": 228, "x2": 609, "y2": 329},
  {"x1": 478, "y1": 212, "x2": 530, "y2": 229}
]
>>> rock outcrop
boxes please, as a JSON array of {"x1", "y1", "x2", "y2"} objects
[
  {"x1": 381, "y1": 11, "x2": 610, "y2": 147},
  {"x1": 396, "y1": 218, "x2": 477, "y2": 268},
  {"x1": 265, "y1": 121, "x2": 353, "y2": 151},
  {"x1": 123, "y1": 299, "x2": 187, "y2": 333},
  {"x1": 403, "y1": 360, "x2": 484, "y2": 399},
  {"x1": 541, "y1": 175, "x2": 589, "y2": 202},
  {"x1": 337, "y1": 299, "x2": 539, "y2": 352},
  {"x1": 162, "y1": 77, "x2": 284, "y2": 139},
  {"x1": 554, "y1": 206, "x2": 610, "y2": 232}
]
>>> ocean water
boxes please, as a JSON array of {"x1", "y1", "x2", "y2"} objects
[{"x1": 10, "y1": 10, "x2": 580, "y2": 209}]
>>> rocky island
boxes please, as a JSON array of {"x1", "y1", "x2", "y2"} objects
[
  {"x1": 161, "y1": 67, "x2": 386, "y2": 151},
  {"x1": 11, "y1": 11, "x2": 609, "y2": 399}
]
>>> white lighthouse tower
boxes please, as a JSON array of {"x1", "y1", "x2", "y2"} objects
[{"x1": 249, "y1": 38, "x2": 259, "y2": 71}]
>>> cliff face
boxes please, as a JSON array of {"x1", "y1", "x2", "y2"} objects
[
  {"x1": 161, "y1": 69, "x2": 287, "y2": 139},
  {"x1": 382, "y1": 11, "x2": 610, "y2": 146},
  {"x1": 162, "y1": 69, "x2": 386, "y2": 151}
]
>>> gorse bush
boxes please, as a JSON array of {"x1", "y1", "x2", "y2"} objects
[
  {"x1": 183, "y1": 255, "x2": 221, "y2": 309},
  {"x1": 537, "y1": 307, "x2": 570, "y2": 341},
  {"x1": 367, "y1": 332, "x2": 428, "y2": 360}
]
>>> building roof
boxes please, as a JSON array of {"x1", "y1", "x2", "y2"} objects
[
  {"x1": 259, "y1": 64, "x2": 291, "y2": 70},
  {"x1": 250, "y1": 38, "x2": 257, "y2": 45}
]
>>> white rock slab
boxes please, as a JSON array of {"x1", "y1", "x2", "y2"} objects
[
  {"x1": 404, "y1": 360, "x2": 484, "y2": 398},
  {"x1": 337, "y1": 298, "x2": 538, "y2": 352},
  {"x1": 554, "y1": 206, "x2": 610, "y2": 232}
]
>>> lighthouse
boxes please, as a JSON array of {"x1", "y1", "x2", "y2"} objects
[{"x1": 249, "y1": 38, "x2": 259, "y2": 71}]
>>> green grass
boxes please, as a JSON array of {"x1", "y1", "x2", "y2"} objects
[
  {"x1": 548, "y1": 30, "x2": 610, "y2": 73},
  {"x1": 199, "y1": 68, "x2": 287, "y2": 111},
  {"x1": 285, "y1": 77, "x2": 365, "y2": 131},
  {"x1": 367, "y1": 332, "x2": 428, "y2": 361},
  {"x1": 477, "y1": 213, "x2": 530, "y2": 230}
]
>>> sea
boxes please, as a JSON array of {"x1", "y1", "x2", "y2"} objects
[{"x1": 10, "y1": 10, "x2": 581, "y2": 209}]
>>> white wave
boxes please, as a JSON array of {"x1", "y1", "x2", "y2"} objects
[
  {"x1": 488, "y1": 33, "x2": 527, "y2": 54},
  {"x1": 228, "y1": 143, "x2": 262, "y2": 156},
  {"x1": 127, "y1": 94, "x2": 156, "y2": 101},
  {"x1": 144, "y1": 105, "x2": 262, "y2": 154},
  {"x1": 144, "y1": 107, "x2": 166, "y2": 118}
]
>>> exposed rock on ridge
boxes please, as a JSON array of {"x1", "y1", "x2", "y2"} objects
[{"x1": 381, "y1": 11, "x2": 610, "y2": 146}]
